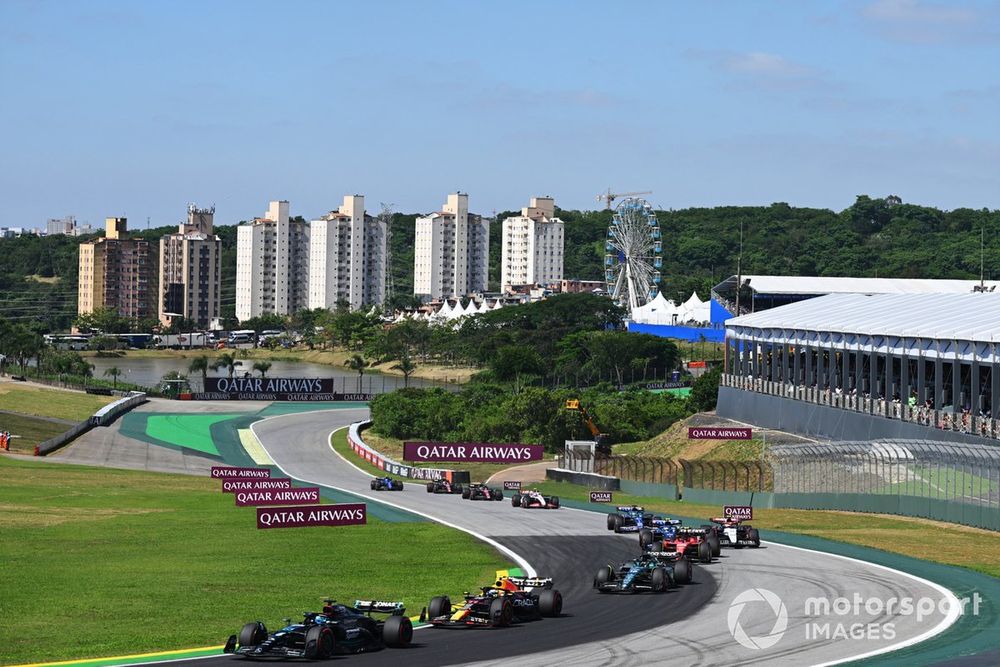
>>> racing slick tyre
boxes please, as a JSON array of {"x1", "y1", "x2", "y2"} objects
[
  {"x1": 594, "y1": 565, "x2": 614, "y2": 589},
  {"x1": 650, "y1": 567, "x2": 668, "y2": 592},
  {"x1": 674, "y1": 558, "x2": 693, "y2": 585},
  {"x1": 453, "y1": 484, "x2": 464, "y2": 495},
  {"x1": 489, "y1": 597, "x2": 514, "y2": 627},
  {"x1": 426, "y1": 482, "x2": 434, "y2": 493},
  {"x1": 538, "y1": 588, "x2": 563, "y2": 617},
  {"x1": 708, "y1": 533, "x2": 721, "y2": 558},
  {"x1": 428, "y1": 595, "x2": 451, "y2": 620},
  {"x1": 638, "y1": 528, "x2": 654, "y2": 549},
  {"x1": 698, "y1": 540, "x2": 712, "y2": 563},
  {"x1": 239, "y1": 621, "x2": 267, "y2": 648},
  {"x1": 370, "y1": 480, "x2": 378, "y2": 491},
  {"x1": 512, "y1": 494, "x2": 521, "y2": 507},
  {"x1": 461, "y1": 488, "x2": 471, "y2": 499},
  {"x1": 396, "y1": 481, "x2": 403, "y2": 491},
  {"x1": 748, "y1": 527, "x2": 761, "y2": 547},
  {"x1": 551, "y1": 496, "x2": 560, "y2": 509},
  {"x1": 492, "y1": 489, "x2": 504, "y2": 501},
  {"x1": 382, "y1": 615, "x2": 413, "y2": 648},
  {"x1": 304, "y1": 625, "x2": 334, "y2": 659},
  {"x1": 608, "y1": 513, "x2": 624, "y2": 532}
]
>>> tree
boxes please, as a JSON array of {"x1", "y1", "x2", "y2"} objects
[
  {"x1": 252, "y1": 361, "x2": 272, "y2": 378},
  {"x1": 489, "y1": 345, "x2": 544, "y2": 395},
  {"x1": 188, "y1": 356, "x2": 210, "y2": 391},
  {"x1": 345, "y1": 353, "x2": 367, "y2": 392},
  {"x1": 392, "y1": 352, "x2": 417, "y2": 388},
  {"x1": 104, "y1": 366, "x2": 122, "y2": 389},
  {"x1": 212, "y1": 353, "x2": 237, "y2": 379},
  {"x1": 74, "y1": 307, "x2": 132, "y2": 334},
  {"x1": 689, "y1": 365, "x2": 722, "y2": 412}
]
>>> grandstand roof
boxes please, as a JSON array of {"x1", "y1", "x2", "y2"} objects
[
  {"x1": 727, "y1": 292, "x2": 1000, "y2": 343},
  {"x1": 714, "y1": 274, "x2": 1000, "y2": 296}
]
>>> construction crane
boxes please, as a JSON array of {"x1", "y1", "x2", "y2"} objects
[
  {"x1": 597, "y1": 188, "x2": 652, "y2": 210},
  {"x1": 565, "y1": 399, "x2": 611, "y2": 452}
]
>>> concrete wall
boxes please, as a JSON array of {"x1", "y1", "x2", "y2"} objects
[{"x1": 716, "y1": 385, "x2": 997, "y2": 445}]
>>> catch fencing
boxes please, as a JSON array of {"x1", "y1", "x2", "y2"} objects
[{"x1": 559, "y1": 439, "x2": 1000, "y2": 530}]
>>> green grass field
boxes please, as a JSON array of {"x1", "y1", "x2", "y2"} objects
[
  {"x1": 0, "y1": 412, "x2": 69, "y2": 453},
  {"x1": 0, "y1": 456, "x2": 510, "y2": 665},
  {"x1": 530, "y1": 480, "x2": 1000, "y2": 578},
  {"x1": 0, "y1": 384, "x2": 114, "y2": 421}
]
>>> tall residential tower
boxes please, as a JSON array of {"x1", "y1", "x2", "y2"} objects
[
  {"x1": 413, "y1": 193, "x2": 489, "y2": 300},
  {"x1": 158, "y1": 205, "x2": 222, "y2": 328},
  {"x1": 308, "y1": 195, "x2": 387, "y2": 310},
  {"x1": 235, "y1": 201, "x2": 309, "y2": 321},
  {"x1": 78, "y1": 217, "x2": 156, "y2": 321},
  {"x1": 500, "y1": 196, "x2": 564, "y2": 291}
]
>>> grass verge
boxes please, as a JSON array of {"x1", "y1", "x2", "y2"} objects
[
  {"x1": 0, "y1": 455, "x2": 510, "y2": 665},
  {"x1": 0, "y1": 384, "x2": 114, "y2": 421},
  {"x1": 530, "y1": 479, "x2": 1000, "y2": 579},
  {"x1": 0, "y1": 412, "x2": 70, "y2": 453}
]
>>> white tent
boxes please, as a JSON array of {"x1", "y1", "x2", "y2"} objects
[
  {"x1": 677, "y1": 292, "x2": 710, "y2": 323},
  {"x1": 631, "y1": 292, "x2": 678, "y2": 325},
  {"x1": 437, "y1": 301, "x2": 454, "y2": 318}
]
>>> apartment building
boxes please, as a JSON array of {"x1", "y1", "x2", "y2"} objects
[
  {"x1": 78, "y1": 217, "x2": 156, "y2": 321},
  {"x1": 235, "y1": 200, "x2": 310, "y2": 321},
  {"x1": 308, "y1": 195, "x2": 387, "y2": 310},
  {"x1": 500, "y1": 196, "x2": 564, "y2": 291},
  {"x1": 413, "y1": 193, "x2": 489, "y2": 300},
  {"x1": 158, "y1": 204, "x2": 222, "y2": 328}
]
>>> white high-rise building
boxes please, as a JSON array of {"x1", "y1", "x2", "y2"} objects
[
  {"x1": 308, "y1": 195, "x2": 387, "y2": 310},
  {"x1": 413, "y1": 193, "x2": 489, "y2": 300},
  {"x1": 158, "y1": 205, "x2": 222, "y2": 328},
  {"x1": 235, "y1": 200, "x2": 309, "y2": 321},
  {"x1": 501, "y1": 196, "x2": 564, "y2": 291}
]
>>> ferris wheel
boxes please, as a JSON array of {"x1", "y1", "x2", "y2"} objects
[{"x1": 604, "y1": 197, "x2": 663, "y2": 315}]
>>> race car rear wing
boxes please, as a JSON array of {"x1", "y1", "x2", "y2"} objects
[
  {"x1": 678, "y1": 527, "x2": 709, "y2": 535},
  {"x1": 615, "y1": 505, "x2": 644, "y2": 512},
  {"x1": 646, "y1": 550, "x2": 682, "y2": 560},
  {"x1": 504, "y1": 576, "x2": 553, "y2": 590},
  {"x1": 710, "y1": 517, "x2": 742, "y2": 524},
  {"x1": 650, "y1": 518, "x2": 682, "y2": 526},
  {"x1": 354, "y1": 600, "x2": 406, "y2": 615}
]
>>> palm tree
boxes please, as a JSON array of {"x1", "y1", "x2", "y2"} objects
[
  {"x1": 104, "y1": 366, "x2": 121, "y2": 389},
  {"x1": 345, "y1": 353, "x2": 366, "y2": 393},
  {"x1": 188, "y1": 356, "x2": 209, "y2": 391},
  {"x1": 252, "y1": 361, "x2": 272, "y2": 378},
  {"x1": 392, "y1": 353, "x2": 417, "y2": 388},
  {"x1": 212, "y1": 353, "x2": 237, "y2": 379}
]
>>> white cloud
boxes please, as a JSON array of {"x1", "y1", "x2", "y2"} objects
[{"x1": 723, "y1": 52, "x2": 816, "y2": 78}]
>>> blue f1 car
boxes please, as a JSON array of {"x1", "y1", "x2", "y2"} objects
[
  {"x1": 606, "y1": 505, "x2": 679, "y2": 534},
  {"x1": 370, "y1": 476, "x2": 404, "y2": 491}
]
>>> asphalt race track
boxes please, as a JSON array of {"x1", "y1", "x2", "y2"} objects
[{"x1": 174, "y1": 407, "x2": 956, "y2": 667}]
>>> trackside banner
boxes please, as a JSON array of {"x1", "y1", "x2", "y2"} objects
[
  {"x1": 403, "y1": 442, "x2": 543, "y2": 463},
  {"x1": 724, "y1": 505, "x2": 753, "y2": 520},
  {"x1": 222, "y1": 478, "x2": 293, "y2": 492},
  {"x1": 687, "y1": 427, "x2": 753, "y2": 440},
  {"x1": 193, "y1": 377, "x2": 374, "y2": 402},
  {"x1": 211, "y1": 466, "x2": 271, "y2": 479},
  {"x1": 257, "y1": 503, "x2": 367, "y2": 529},
  {"x1": 236, "y1": 487, "x2": 321, "y2": 506}
]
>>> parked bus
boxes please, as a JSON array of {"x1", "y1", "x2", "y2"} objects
[{"x1": 44, "y1": 334, "x2": 90, "y2": 351}]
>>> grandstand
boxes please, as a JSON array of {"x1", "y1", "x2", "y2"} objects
[{"x1": 717, "y1": 291, "x2": 1000, "y2": 445}]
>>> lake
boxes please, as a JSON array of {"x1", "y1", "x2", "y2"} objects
[{"x1": 85, "y1": 356, "x2": 450, "y2": 394}]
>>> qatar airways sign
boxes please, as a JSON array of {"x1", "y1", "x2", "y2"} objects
[
  {"x1": 194, "y1": 378, "x2": 374, "y2": 402},
  {"x1": 687, "y1": 427, "x2": 753, "y2": 440},
  {"x1": 211, "y1": 466, "x2": 271, "y2": 479},
  {"x1": 256, "y1": 503, "x2": 367, "y2": 529},
  {"x1": 222, "y1": 478, "x2": 292, "y2": 492},
  {"x1": 403, "y1": 442, "x2": 544, "y2": 463},
  {"x1": 236, "y1": 487, "x2": 321, "y2": 506}
]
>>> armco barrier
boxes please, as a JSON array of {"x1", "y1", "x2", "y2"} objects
[
  {"x1": 546, "y1": 467, "x2": 620, "y2": 490},
  {"x1": 36, "y1": 392, "x2": 148, "y2": 456},
  {"x1": 347, "y1": 421, "x2": 470, "y2": 484}
]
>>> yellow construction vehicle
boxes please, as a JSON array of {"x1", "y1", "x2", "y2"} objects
[{"x1": 564, "y1": 399, "x2": 611, "y2": 452}]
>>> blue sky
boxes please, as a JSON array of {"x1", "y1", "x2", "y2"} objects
[{"x1": 2, "y1": 0, "x2": 997, "y2": 229}]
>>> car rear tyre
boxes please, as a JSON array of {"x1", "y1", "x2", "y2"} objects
[
  {"x1": 489, "y1": 597, "x2": 513, "y2": 627},
  {"x1": 551, "y1": 496, "x2": 560, "y2": 509},
  {"x1": 492, "y1": 489, "x2": 503, "y2": 500},
  {"x1": 239, "y1": 621, "x2": 267, "y2": 648},
  {"x1": 370, "y1": 480, "x2": 378, "y2": 491},
  {"x1": 426, "y1": 482, "x2": 434, "y2": 493},
  {"x1": 610, "y1": 514, "x2": 624, "y2": 533},
  {"x1": 651, "y1": 567, "x2": 668, "y2": 592},
  {"x1": 461, "y1": 488, "x2": 470, "y2": 499},
  {"x1": 607, "y1": 513, "x2": 620, "y2": 531},
  {"x1": 674, "y1": 558, "x2": 692, "y2": 584},
  {"x1": 639, "y1": 528, "x2": 654, "y2": 549},
  {"x1": 428, "y1": 595, "x2": 451, "y2": 620},
  {"x1": 512, "y1": 494, "x2": 521, "y2": 507},
  {"x1": 538, "y1": 589, "x2": 563, "y2": 616},
  {"x1": 304, "y1": 625, "x2": 334, "y2": 659},
  {"x1": 396, "y1": 481, "x2": 404, "y2": 491},
  {"x1": 698, "y1": 540, "x2": 712, "y2": 563},
  {"x1": 382, "y1": 615, "x2": 413, "y2": 648},
  {"x1": 708, "y1": 533, "x2": 721, "y2": 558},
  {"x1": 453, "y1": 484, "x2": 463, "y2": 495},
  {"x1": 749, "y1": 527, "x2": 761, "y2": 547}
]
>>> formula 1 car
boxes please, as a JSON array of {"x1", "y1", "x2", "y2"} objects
[
  {"x1": 703, "y1": 517, "x2": 761, "y2": 548},
  {"x1": 606, "y1": 505, "x2": 665, "y2": 533},
  {"x1": 224, "y1": 599, "x2": 412, "y2": 659},
  {"x1": 511, "y1": 489, "x2": 560, "y2": 509},
  {"x1": 426, "y1": 479, "x2": 464, "y2": 494},
  {"x1": 640, "y1": 518, "x2": 720, "y2": 557},
  {"x1": 642, "y1": 524, "x2": 715, "y2": 563},
  {"x1": 594, "y1": 550, "x2": 693, "y2": 593},
  {"x1": 462, "y1": 482, "x2": 504, "y2": 501},
  {"x1": 370, "y1": 476, "x2": 404, "y2": 491},
  {"x1": 425, "y1": 576, "x2": 562, "y2": 628}
]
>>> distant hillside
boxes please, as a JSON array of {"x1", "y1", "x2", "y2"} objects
[{"x1": 2, "y1": 195, "x2": 997, "y2": 332}]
